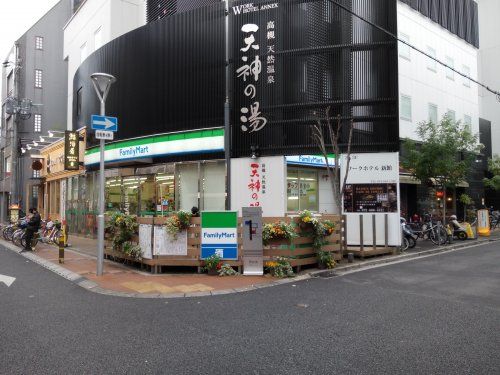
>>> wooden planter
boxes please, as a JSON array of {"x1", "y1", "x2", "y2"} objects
[{"x1": 207, "y1": 269, "x2": 218, "y2": 276}]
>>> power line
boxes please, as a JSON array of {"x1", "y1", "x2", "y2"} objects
[{"x1": 327, "y1": 0, "x2": 500, "y2": 99}]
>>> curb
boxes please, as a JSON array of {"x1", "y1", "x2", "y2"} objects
[
  {"x1": 2, "y1": 237, "x2": 498, "y2": 299},
  {"x1": 309, "y1": 237, "x2": 500, "y2": 278}
]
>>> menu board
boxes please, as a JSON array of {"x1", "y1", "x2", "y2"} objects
[{"x1": 343, "y1": 183, "x2": 398, "y2": 213}]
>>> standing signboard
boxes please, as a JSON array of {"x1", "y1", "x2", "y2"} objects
[
  {"x1": 477, "y1": 209, "x2": 490, "y2": 237},
  {"x1": 341, "y1": 152, "x2": 401, "y2": 246},
  {"x1": 201, "y1": 211, "x2": 238, "y2": 260},
  {"x1": 242, "y1": 207, "x2": 263, "y2": 275},
  {"x1": 64, "y1": 131, "x2": 80, "y2": 171}
]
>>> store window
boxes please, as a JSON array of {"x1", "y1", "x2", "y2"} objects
[
  {"x1": 287, "y1": 168, "x2": 319, "y2": 212},
  {"x1": 176, "y1": 163, "x2": 199, "y2": 211},
  {"x1": 105, "y1": 177, "x2": 122, "y2": 212},
  {"x1": 156, "y1": 169, "x2": 175, "y2": 215},
  {"x1": 201, "y1": 161, "x2": 226, "y2": 210}
]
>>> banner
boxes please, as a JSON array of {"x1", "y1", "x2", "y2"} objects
[{"x1": 201, "y1": 211, "x2": 238, "y2": 260}]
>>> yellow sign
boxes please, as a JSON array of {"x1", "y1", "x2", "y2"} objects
[{"x1": 477, "y1": 209, "x2": 490, "y2": 237}]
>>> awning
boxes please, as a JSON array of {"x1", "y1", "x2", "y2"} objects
[{"x1": 399, "y1": 174, "x2": 469, "y2": 188}]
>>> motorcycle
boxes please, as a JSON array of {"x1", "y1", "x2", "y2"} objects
[{"x1": 401, "y1": 218, "x2": 417, "y2": 250}]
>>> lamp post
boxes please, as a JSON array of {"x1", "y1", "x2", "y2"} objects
[{"x1": 90, "y1": 73, "x2": 116, "y2": 276}]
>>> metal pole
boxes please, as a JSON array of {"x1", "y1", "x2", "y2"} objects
[
  {"x1": 97, "y1": 100, "x2": 105, "y2": 276},
  {"x1": 10, "y1": 42, "x2": 20, "y2": 207},
  {"x1": 224, "y1": 0, "x2": 231, "y2": 210}
]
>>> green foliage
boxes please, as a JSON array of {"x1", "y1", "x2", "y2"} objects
[
  {"x1": 218, "y1": 264, "x2": 238, "y2": 276},
  {"x1": 402, "y1": 116, "x2": 481, "y2": 190},
  {"x1": 317, "y1": 250, "x2": 336, "y2": 269},
  {"x1": 105, "y1": 212, "x2": 139, "y2": 252},
  {"x1": 123, "y1": 241, "x2": 142, "y2": 260},
  {"x1": 298, "y1": 211, "x2": 335, "y2": 249},
  {"x1": 262, "y1": 221, "x2": 297, "y2": 245},
  {"x1": 265, "y1": 257, "x2": 294, "y2": 278},
  {"x1": 484, "y1": 155, "x2": 500, "y2": 191},
  {"x1": 164, "y1": 210, "x2": 192, "y2": 240},
  {"x1": 459, "y1": 194, "x2": 473, "y2": 206},
  {"x1": 203, "y1": 254, "x2": 222, "y2": 271}
]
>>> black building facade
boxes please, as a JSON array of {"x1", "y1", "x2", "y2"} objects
[{"x1": 73, "y1": 0, "x2": 399, "y2": 160}]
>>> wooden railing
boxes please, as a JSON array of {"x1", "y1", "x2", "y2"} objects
[{"x1": 105, "y1": 215, "x2": 346, "y2": 273}]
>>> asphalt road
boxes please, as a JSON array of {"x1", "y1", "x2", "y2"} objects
[{"x1": 1, "y1": 242, "x2": 499, "y2": 375}]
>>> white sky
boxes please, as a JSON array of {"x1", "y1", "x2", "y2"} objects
[{"x1": 0, "y1": 0, "x2": 60, "y2": 86}]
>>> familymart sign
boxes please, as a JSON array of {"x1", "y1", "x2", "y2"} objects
[
  {"x1": 201, "y1": 211, "x2": 238, "y2": 260},
  {"x1": 84, "y1": 129, "x2": 224, "y2": 165}
]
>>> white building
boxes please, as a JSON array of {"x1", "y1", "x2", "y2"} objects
[
  {"x1": 63, "y1": 0, "x2": 146, "y2": 129},
  {"x1": 397, "y1": 1, "x2": 479, "y2": 141},
  {"x1": 477, "y1": 0, "x2": 500, "y2": 156}
]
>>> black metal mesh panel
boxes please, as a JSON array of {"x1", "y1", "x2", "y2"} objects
[
  {"x1": 400, "y1": 0, "x2": 479, "y2": 48},
  {"x1": 146, "y1": 0, "x2": 219, "y2": 22},
  {"x1": 230, "y1": 0, "x2": 399, "y2": 157}
]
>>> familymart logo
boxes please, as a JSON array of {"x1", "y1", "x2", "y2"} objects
[
  {"x1": 118, "y1": 145, "x2": 150, "y2": 157},
  {"x1": 201, "y1": 212, "x2": 238, "y2": 260}
]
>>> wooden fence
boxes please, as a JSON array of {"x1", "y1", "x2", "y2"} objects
[{"x1": 104, "y1": 215, "x2": 346, "y2": 273}]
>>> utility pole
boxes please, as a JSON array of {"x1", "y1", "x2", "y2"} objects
[{"x1": 9, "y1": 42, "x2": 20, "y2": 210}]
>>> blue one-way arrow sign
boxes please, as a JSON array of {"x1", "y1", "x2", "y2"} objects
[{"x1": 91, "y1": 115, "x2": 118, "y2": 132}]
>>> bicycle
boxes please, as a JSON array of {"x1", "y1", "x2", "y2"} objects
[{"x1": 408, "y1": 215, "x2": 447, "y2": 245}]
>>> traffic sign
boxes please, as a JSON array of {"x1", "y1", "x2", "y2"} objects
[
  {"x1": 95, "y1": 130, "x2": 114, "y2": 140},
  {"x1": 91, "y1": 115, "x2": 118, "y2": 132}
]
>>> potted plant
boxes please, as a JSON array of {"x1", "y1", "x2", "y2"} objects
[
  {"x1": 218, "y1": 263, "x2": 238, "y2": 276},
  {"x1": 105, "y1": 212, "x2": 139, "y2": 256},
  {"x1": 265, "y1": 257, "x2": 294, "y2": 278},
  {"x1": 203, "y1": 254, "x2": 222, "y2": 275},
  {"x1": 298, "y1": 210, "x2": 318, "y2": 230},
  {"x1": 317, "y1": 250, "x2": 336, "y2": 270},
  {"x1": 262, "y1": 221, "x2": 297, "y2": 246},
  {"x1": 164, "y1": 210, "x2": 192, "y2": 240}
]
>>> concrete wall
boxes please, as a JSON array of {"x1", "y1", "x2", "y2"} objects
[
  {"x1": 64, "y1": 0, "x2": 146, "y2": 129},
  {"x1": 397, "y1": 2, "x2": 479, "y2": 140}
]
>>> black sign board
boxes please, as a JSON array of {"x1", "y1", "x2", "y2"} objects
[
  {"x1": 343, "y1": 184, "x2": 398, "y2": 213},
  {"x1": 64, "y1": 131, "x2": 79, "y2": 170}
]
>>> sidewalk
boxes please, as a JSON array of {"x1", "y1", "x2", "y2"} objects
[
  {"x1": 2, "y1": 230, "x2": 498, "y2": 298},
  {"x1": 3, "y1": 239, "x2": 280, "y2": 297}
]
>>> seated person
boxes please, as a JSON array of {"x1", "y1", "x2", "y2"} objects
[{"x1": 449, "y1": 215, "x2": 463, "y2": 230}]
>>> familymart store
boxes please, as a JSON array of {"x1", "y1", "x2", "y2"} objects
[{"x1": 79, "y1": 129, "x2": 226, "y2": 238}]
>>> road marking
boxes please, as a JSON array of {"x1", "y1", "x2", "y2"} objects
[{"x1": 0, "y1": 274, "x2": 16, "y2": 287}]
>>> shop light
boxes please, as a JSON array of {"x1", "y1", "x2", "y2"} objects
[
  {"x1": 39, "y1": 136, "x2": 45, "y2": 142},
  {"x1": 21, "y1": 148, "x2": 26, "y2": 154},
  {"x1": 33, "y1": 141, "x2": 38, "y2": 146},
  {"x1": 26, "y1": 145, "x2": 32, "y2": 150},
  {"x1": 288, "y1": 197, "x2": 299, "y2": 200}
]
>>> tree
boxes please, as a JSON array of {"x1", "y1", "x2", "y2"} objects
[
  {"x1": 402, "y1": 115, "x2": 481, "y2": 221},
  {"x1": 483, "y1": 154, "x2": 500, "y2": 191},
  {"x1": 311, "y1": 107, "x2": 354, "y2": 214}
]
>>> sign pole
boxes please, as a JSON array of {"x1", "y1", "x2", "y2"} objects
[
  {"x1": 91, "y1": 72, "x2": 116, "y2": 277},
  {"x1": 97, "y1": 100, "x2": 105, "y2": 276}
]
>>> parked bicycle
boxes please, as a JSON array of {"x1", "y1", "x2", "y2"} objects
[{"x1": 407, "y1": 214, "x2": 447, "y2": 245}]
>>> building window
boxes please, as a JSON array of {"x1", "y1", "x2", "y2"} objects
[
  {"x1": 94, "y1": 27, "x2": 102, "y2": 50},
  {"x1": 34, "y1": 114, "x2": 42, "y2": 132},
  {"x1": 400, "y1": 95, "x2": 412, "y2": 121},
  {"x1": 5, "y1": 156, "x2": 11, "y2": 174},
  {"x1": 398, "y1": 33, "x2": 410, "y2": 60},
  {"x1": 287, "y1": 168, "x2": 319, "y2": 212},
  {"x1": 427, "y1": 46, "x2": 437, "y2": 72},
  {"x1": 35, "y1": 36, "x2": 43, "y2": 50},
  {"x1": 464, "y1": 114, "x2": 472, "y2": 127},
  {"x1": 35, "y1": 69, "x2": 42, "y2": 88},
  {"x1": 428, "y1": 103, "x2": 438, "y2": 124},
  {"x1": 445, "y1": 56, "x2": 454, "y2": 80},
  {"x1": 76, "y1": 87, "x2": 83, "y2": 117},
  {"x1": 33, "y1": 169, "x2": 41, "y2": 178},
  {"x1": 463, "y1": 65, "x2": 471, "y2": 87},
  {"x1": 80, "y1": 42, "x2": 88, "y2": 63},
  {"x1": 447, "y1": 109, "x2": 456, "y2": 122}
]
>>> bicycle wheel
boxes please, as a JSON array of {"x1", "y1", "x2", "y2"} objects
[
  {"x1": 3, "y1": 227, "x2": 14, "y2": 241},
  {"x1": 430, "y1": 228, "x2": 447, "y2": 245},
  {"x1": 401, "y1": 237, "x2": 410, "y2": 252},
  {"x1": 408, "y1": 236, "x2": 417, "y2": 248}
]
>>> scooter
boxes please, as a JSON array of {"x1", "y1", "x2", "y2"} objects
[{"x1": 401, "y1": 218, "x2": 417, "y2": 250}]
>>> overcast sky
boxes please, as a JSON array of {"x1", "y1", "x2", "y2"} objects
[{"x1": 0, "y1": 0, "x2": 60, "y2": 87}]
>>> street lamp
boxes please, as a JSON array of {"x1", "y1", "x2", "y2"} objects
[{"x1": 90, "y1": 72, "x2": 116, "y2": 277}]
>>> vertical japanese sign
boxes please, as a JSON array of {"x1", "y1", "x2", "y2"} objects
[
  {"x1": 234, "y1": 2, "x2": 278, "y2": 135},
  {"x1": 64, "y1": 131, "x2": 79, "y2": 171},
  {"x1": 247, "y1": 161, "x2": 267, "y2": 207},
  {"x1": 201, "y1": 211, "x2": 238, "y2": 260}
]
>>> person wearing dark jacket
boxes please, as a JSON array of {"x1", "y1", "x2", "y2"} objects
[{"x1": 23, "y1": 208, "x2": 41, "y2": 252}]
